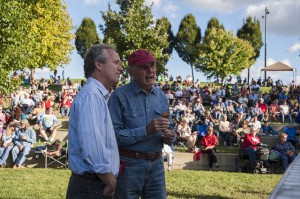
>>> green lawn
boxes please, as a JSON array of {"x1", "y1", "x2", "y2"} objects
[{"x1": 0, "y1": 168, "x2": 282, "y2": 199}]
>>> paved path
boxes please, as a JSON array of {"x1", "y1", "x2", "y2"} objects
[{"x1": 269, "y1": 154, "x2": 300, "y2": 199}]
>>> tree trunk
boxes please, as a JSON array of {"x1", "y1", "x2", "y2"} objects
[
  {"x1": 190, "y1": 64, "x2": 194, "y2": 82},
  {"x1": 30, "y1": 68, "x2": 35, "y2": 81}
]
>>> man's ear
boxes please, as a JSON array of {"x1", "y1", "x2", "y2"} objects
[{"x1": 95, "y1": 60, "x2": 102, "y2": 71}]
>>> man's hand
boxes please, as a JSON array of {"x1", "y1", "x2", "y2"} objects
[
  {"x1": 146, "y1": 118, "x2": 170, "y2": 135},
  {"x1": 96, "y1": 173, "x2": 116, "y2": 197},
  {"x1": 161, "y1": 129, "x2": 175, "y2": 144},
  {"x1": 18, "y1": 145, "x2": 24, "y2": 151},
  {"x1": 21, "y1": 134, "x2": 27, "y2": 140}
]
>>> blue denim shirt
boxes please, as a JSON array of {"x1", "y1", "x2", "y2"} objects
[
  {"x1": 108, "y1": 81, "x2": 169, "y2": 153},
  {"x1": 13, "y1": 127, "x2": 36, "y2": 147}
]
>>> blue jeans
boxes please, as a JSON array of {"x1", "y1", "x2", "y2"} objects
[
  {"x1": 281, "y1": 114, "x2": 292, "y2": 123},
  {"x1": 61, "y1": 107, "x2": 70, "y2": 117},
  {"x1": 115, "y1": 156, "x2": 166, "y2": 199},
  {"x1": 66, "y1": 173, "x2": 112, "y2": 199},
  {"x1": 0, "y1": 145, "x2": 13, "y2": 165},
  {"x1": 280, "y1": 154, "x2": 296, "y2": 171},
  {"x1": 243, "y1": 147, "x2": 256, "y2": 164},
  {"x1": 12, "y1": 145, "x2": 32, "y2": 166}
]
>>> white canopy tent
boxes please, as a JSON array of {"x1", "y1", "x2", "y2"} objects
[{"x1": 261, "y1": 62, "x2": 297, "y2": 82}]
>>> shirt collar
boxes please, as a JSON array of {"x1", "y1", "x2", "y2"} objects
[
  {"x1": 130, "y1": 80, "x2": 157, "y2": 96},
  {"x1": 87, "y1": 77, "x2": 109, "y2": 98}
]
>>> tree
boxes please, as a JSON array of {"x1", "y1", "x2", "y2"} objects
[
  {"x1": 0, "y1": 0, "x2": 73, "y2": 95},
  {"x1": 175, "y1": 14, "x2": 201, "y2": 81},
  {"x1": 27, "y1": 0, "x2": 74, "y2": 79},
  {"x1": 155, "y1": 17, "x2": 175, "y2": 76},
  {"x1": 75, "y1": 18, "x2": 101, "y2": 59},
  {"x1": 204, "y1": 17, "x2": 225, "y2": 38},
  {"x1": 196, "y1": 28, "x2": 255, "y2": 84},
  {"x1": 0, "y1": 0, "x2": 32, "y2": 95},
  {"x1": 100, "y1": 0, "x2": 169, "y2": 76},
  {"x1": 237, "y1": 16, "x2": 263, "y2": 84}
]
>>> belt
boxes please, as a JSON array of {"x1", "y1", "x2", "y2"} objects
[
  {"x1": 72, "y1": 172, "x2": 101, "y2": 181},
  {"x1": 119, "y1": 148, "x2": 161, "y2": 161}
]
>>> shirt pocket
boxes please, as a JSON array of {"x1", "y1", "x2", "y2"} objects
[{"x1": 123, "y1": 110, "x2": 145, "y2": 127}]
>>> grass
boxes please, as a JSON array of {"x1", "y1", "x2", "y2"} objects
[{"x1": 0, "y1": 168, "x2": 282, "y2": 199}]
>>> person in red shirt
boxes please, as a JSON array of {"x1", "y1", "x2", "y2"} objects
[
  {"x1": 241, "y1": 127, "x2": 260, "y2": 167},
  {"x1": 200, "y1": 126, "x2": 219, "y2": 170},
  {"x1": 258, "y1": 98, "x2": 268, "y2": 115}
]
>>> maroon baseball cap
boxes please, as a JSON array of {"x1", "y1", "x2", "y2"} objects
[{"x1": 128, "y1": 49, "x2": 157, "y2": 66}]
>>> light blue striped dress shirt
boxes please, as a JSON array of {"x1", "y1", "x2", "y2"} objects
[{"x1": 68, "y1": 77, "x2": 119, "y2": 176}]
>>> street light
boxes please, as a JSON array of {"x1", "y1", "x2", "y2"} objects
[{"x1": 262, "y1": 6, "x2": 270, "y2": 81}]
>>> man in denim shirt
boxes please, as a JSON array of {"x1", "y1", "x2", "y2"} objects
[
  {"x1": 12, "y1": 120, "x2": 36, "y2": 168},
  {"x1": 108, "y1": 49, "x2": 175, "y2": 199}
]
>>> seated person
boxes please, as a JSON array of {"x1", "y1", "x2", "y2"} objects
[
  {"x1": 12, "y1": 120, "x2": 36, "y2": 169},
  {"x1": 233, "y1": 120, "x2": 250, "y2": 145},
  {"x1": 235, "y1": 102, "x2": 246, "y2": 120},
  {"x1": 219, "y1": 114, "x2": 232, "y2": 146},
  {"x1": 20, "y1": 93, "x2": 35, "y2": 115},
  {"x1": 39, "y1": 107, "x2": 58, "y2": 142},
  {"x1": 279, "y1": 100, "x2": 292, "y2": 123},
  {"x1": 213, "y1": 102, "x2": 224, "y2": 121},
  {"x1": 258, "y1": 98, "x2": 268, "y2": 116},
  {"x1": 0, "y1": 105, "x2": 6, "y2": 137},
  {"x1": 200, "y1": 126, "x2": 219, "y2": 170},
  {"x1": 0, "y1": 123, "x2": 16, "y2": 167},
  {"x1": 192, "y1": 98, "x2": 205, "y2": 119},
  {"x1": 248, "y1": 116, "x2": 261, "y2": 135},
  {"x1": 182, "y1": 109, "x2": 195, "y2": 128},
  {"x1": 269, "y1": 99, "x2": 280, "y2": 122},
  {"x1": 31, "y1": 101, "x2": 45, "y2": 121},
  {"x1": 35, "y1": 139, "x2": 63, "y2": 158},
  {"x1": 176, "y1": 117, "x2": 197, "y2": 152},
  {"x1": 162, "y1": 143, "x2": 174, "y2": 171},
  {"x1": 241, "y1": 127, "x2": 260, "y2": 169},
  {"x1": 273, "y1": 133, "x2": 297, "y2": 171},
  {"x1": 290, "y1": 101, "x2": 299, "y2": 118},
  {"x1": 261, "y1": 121, "x2": 278, "y2": 136},
  {"x1": 60, "y1": 96, "x2": 72, "y2": 118},
  {"x1": 174, "y1": 100, "x2": 187, "y2": 121},
  {"x1": 226, "y1": 100, "x2": 236, "y2": 121},
  {"x1": 203, "y1": 110, "x2": 217, "y2": 127},
  {"x1": 251, "y1": 102, "x2": 264, "y2": 121}
]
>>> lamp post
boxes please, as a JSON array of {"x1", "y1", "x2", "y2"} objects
[{"x1": 262, "y1": 6, "x2": 270, "y2": 81}]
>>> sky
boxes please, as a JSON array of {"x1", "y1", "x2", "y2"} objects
[{"x1": 35, "y1": 0, "x2": 300, "y2": 85}]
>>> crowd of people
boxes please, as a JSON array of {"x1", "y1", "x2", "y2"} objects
[
  {"x1": 0, "y1": 43, "x2": 299, "y2": 198},
  {"x1": 0, "y1": 73, "x2": 82, "y2": 168}
]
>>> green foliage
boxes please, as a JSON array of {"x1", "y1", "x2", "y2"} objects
[
  {"x1": 204, "y1": 17, "x2": 225, "y2": 38},
  {"x1": 0, "y1": 168, "x2": 281, "y2": 199},
  {"x1": 196, "y1": 28, "x2": 255, "y2": 83},
  {"x1": 237, "y1": 16, "x2": 263, "y2": 60},
  {"x1": 175, "y1": 14, "x2": 201, "y2": 80},
  {"x1": 75, "y1": 17, "x2": 101, "y2": 59},
  {"x1": 100, "y1": 0, "x2": 169, "y2": 76},
  {"x1": 0, "y1": 0, "x2": 74, "y2": 94}
]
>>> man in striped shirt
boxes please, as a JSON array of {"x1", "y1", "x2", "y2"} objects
[{"x1": 66, "y1": 44, "x2": 122, "y2": 199}]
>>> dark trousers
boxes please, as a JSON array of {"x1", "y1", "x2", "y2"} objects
[
  {"x1": 203, "y1": 149, "x2": 217, "y2": 168},
  {"x1": 66, "y1": 173, "x2": 112, "y2": 199}
]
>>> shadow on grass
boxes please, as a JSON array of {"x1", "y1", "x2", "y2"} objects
[{"x1": 167, "y1": 191, "x2": 231, "y2": 199}]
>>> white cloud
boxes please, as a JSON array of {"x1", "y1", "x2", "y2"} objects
[
  {"x1": 84, "y1": 0, "x2": 100, "y2": 5},
  {"x1": 183, "y1": 0, "x2": 261, "y2": 13},
  {"x1": 146, "y1": 0, "x2": 178, "y2": 19},
  {"x1": 246, "y1": 1, "x2": 300, "y2": 36},
  {"x1": 288, "y1": 43, "x2": 300, "y2": 53},
  {"x1": 179, "y1": 0, "x2": 300, "y2": 36}
]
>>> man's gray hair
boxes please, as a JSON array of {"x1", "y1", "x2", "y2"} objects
[{"x1": 83, "y1": 44, "x2": 116, "y2": 78}]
